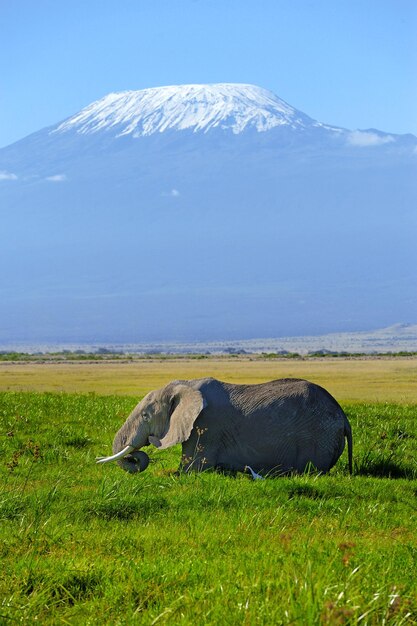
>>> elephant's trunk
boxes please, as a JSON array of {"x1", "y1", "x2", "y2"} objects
[
  {"x1": 111, "y1": 419, "x2": 150, "y2": 474},
  {"x1": 114, "y1": 450, "x2": 150, "y2": 473}
]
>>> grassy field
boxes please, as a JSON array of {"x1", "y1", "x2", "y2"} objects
[
  {"x1": 1, "y1": 356, "x2": 417, "y2": 402},
  {"x1": 1, "y1": 359, "x2": 416, "y2": 624}
]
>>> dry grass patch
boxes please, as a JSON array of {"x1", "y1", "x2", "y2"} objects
[{"x1": 0, "y1": 356, "x2": 417, "y2": 402}]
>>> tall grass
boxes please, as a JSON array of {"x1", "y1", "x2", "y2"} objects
[{"x1": 1, "y1": 391, "x2": 416, "y2": 624}]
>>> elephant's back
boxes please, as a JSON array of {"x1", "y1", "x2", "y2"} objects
[
  {"x1": 225, "y1": 378, "x2": 342, "y2": 416},
  {"x1": 227, "y1": 378, "x2": 346, "y2": 454},
  {"x1": 222, "y1": 378, "x2": 346, "y2": 473}
]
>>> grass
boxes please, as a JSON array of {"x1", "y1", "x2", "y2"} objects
[
  {"x1": 1, "y1": 356, "x2": 417, "y2": 402},
  {"x1": 0, "y1": 387, "x2": 417, "y2": 624}
]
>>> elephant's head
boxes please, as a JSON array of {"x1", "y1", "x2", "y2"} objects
[{"x1": 96, "y1": 381, "x2": 205, "y2": 473}]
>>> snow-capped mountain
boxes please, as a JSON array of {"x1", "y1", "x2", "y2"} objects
[
  {"x1": 53, "y1": 83, "x2": 327, "y2": 137},
  {"x1": 0, "y1": 83, "x2": 416, "y2": 343}
]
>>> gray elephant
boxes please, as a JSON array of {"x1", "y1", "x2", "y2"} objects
[{"x1": 97, "y1": 377, "x2": 353, "y2": 476}]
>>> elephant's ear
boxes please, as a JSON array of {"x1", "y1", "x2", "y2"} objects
[{"x1": 149, "y1": 384, "x2": 205, "y2": 450}]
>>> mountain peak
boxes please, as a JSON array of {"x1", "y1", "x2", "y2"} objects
[{"x1": 52, "y1": 82, "x2": 320, "y2": 137}]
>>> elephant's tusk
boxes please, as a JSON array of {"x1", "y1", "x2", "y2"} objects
[{"x1": 96, "y1": 445, "x2": 135, "y2": 464}]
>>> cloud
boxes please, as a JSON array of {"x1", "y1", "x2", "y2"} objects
[
  {"x1": 347, "y1": 131, "x2": 395, "y2": 147},
  {"x1": 0, "y1": 170, "x2": 18, "y2": 181},
  {"x1": 162, "y1": 188, "x2": 180, "y2": 197},
  {"x1": 45, "y1": 174, "x2": 67, "y2": 182}
]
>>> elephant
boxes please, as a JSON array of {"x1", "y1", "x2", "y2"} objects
[{"x1": 96, "y1": 377, "x2": 353, "y2": 476}]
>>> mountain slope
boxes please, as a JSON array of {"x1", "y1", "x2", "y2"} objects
[{"x1": 0, "y1": 83, "x2": 416, "y2": 343}]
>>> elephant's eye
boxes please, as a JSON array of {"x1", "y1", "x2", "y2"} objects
[{"x1": 142, "y1": 412, "x2": 151, "y2": 422}]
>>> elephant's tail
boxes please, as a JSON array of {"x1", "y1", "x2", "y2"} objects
[{"x1": 344, "y1": 418, "x2": 353, "y2": 475}]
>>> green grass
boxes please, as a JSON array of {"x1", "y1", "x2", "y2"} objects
[{"x1": 1, "y1": 391, "x2": 416, "y2": 624}]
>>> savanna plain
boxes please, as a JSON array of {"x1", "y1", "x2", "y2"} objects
[{"x1": 1, "y1": 356, "x2": 416, "y2": 624}]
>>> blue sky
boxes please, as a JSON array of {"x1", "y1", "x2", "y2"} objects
[{"x1": 1, "y1": 0, "x2": 416, "y2": 148}]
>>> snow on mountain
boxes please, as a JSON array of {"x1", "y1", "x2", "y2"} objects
[{"x1": 52, "y1": 83, "x2": 331, "y2": 137}]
